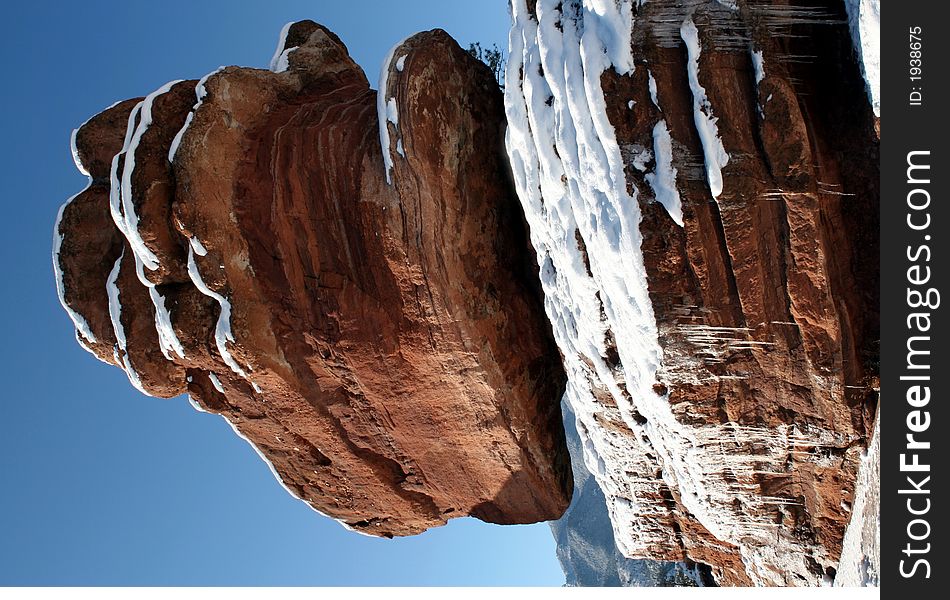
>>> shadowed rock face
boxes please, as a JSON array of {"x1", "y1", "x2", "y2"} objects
[
  {"x1": 54, "y1": 21, "x2": 572, "y2": 537},
  {"x1": 506, "y1": 0, "x2": 878, "y2": 586}
]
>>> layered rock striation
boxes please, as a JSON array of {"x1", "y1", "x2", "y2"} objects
[
  {"x1": 505, "y1": 0, "x2": 879, "y2": 586},
  {"x1": 54, "y1": 21, "x2": 572, "y2": 537}
]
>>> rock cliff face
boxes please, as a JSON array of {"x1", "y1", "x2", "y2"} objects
[
  {"x1": 505, "y1": 0, "x2": 879, "y2": 586},
  {"x1": 54, "y1": 21, "x2": 572, "y2": 537}
]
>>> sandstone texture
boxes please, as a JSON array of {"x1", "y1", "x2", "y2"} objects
[
  {"x1": 506, "y1": 0, "x2": 879, "y2": 585},
  {"x1": 54, "y1": 21, "x2": 572, "y2": 537}
]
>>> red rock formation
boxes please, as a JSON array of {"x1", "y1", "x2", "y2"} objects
[
  {"x1": 54, "y1": 2, "x2": 880, "y2": 585},
  {"x1": 614, "y1": 1, "x2": 878, "y2": 582},
  {"x1": 506, "y1": 0, "x2": 878, "y2": 586},
  {"x1": 623, "y1": 1, "x2": 878, "y2": 583},
  {"x1": 54, "y1": 21, "x2": 571, "y2": 537}
]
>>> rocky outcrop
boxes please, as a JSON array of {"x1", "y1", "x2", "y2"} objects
[
  {"x1": 506, "y1": 0, "x2": 879, "y2": 586},
  {"x1": 54, "y1": 21, "x2": 572, "y2": 537}
]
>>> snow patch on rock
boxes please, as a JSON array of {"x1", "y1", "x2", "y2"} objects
[
  {"x1": 644, "y1": 120, "x2": 683, "y2": 226},
  {"x1": 187, "y1": 246, "x2": 248, "y2": 381},
  {"x1": 835, "y1": 412, "x2": 880, "y2": 586},
  {"x1": 189, "y1": 235, "x2": 209, "y2": 257},
  {"x1": 105, "y1": 251, "x2": 150, "y2": 395},
  {"x1": 209, "y1": 372, "x2": 226, "y2": 393},
  {"x1": 273, "y1": 46, "x2": 299, "y2": 73},
  {"x1": 844, "y1": 0, "x2": 880, "y2": 116},
  {"x1": 118, "y1": 80, "x2": 182, "y2": 272},
  {"x1": 506, "y1": 0, "x2": 844, "y2": 585},
  {"x1": 53, "y1": 190, "x2": 98, "y2": 345},
  {"x1": 751, "y1": 49, "x2": 765, "y2": 86},
  {"x1": 647, "y1": 70, "x2": 659, "y2": 108},
  {"x1": 69, "y1": 128, "x2": 90, "y2": 178},
  {"x1": 680, "y1": 18, "x2": 729, "y2": 199},
  {"x1": 377, "y1": 36, "x2": 411, "y2": 185},
  {"x1": 269, "y1": 22, "x2": 295, "y2": 71}
]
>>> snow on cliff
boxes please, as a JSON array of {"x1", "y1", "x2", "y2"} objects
[
  {"x1": 835, "y1": 413, "x2": 880, "y2": 586},
  {"x1": 845, "y1": 0, "x2": 880, "y2": 116},
  {"x1": 505, "y1": 0, "x2": 862, "y2": 585}
]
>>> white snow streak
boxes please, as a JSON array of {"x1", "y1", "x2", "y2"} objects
[
  {"x1": 386, "y1": 97, "x2": 399, "y2": 126},
  {"x1": 187, "y1": 396, "x2": 209, "y2": 413},
  {"x1": 751, "y1": 49, "x2": 765, "y2": 86},
  {"x1": 647, "y1": 70, "x2": 659, "y2": 108},
  {"x1": 189, "y1": 235, "x2": 209, "y2": 257},
  {"x1": 377, "y1": 36, "x2": 411, "y2": 184},
  {"x1": 835, "y1": 413, "x2": 880, "y2": 587},
  {"x1": 53, "y1": 191, "x2": 97, "y2": 344},
  {"x1": 844, "y1": 0, "x2": 880, "y2": 116},
  {"x1": 106, "y1": 252, "x2": 127, "y2": 350},
  {"x1": 167, "y1": 112, "x2": 192, "y2": 163},
  {"x1": 750, "y1": 49, "x2": 766, "y2": 119},
  {"x1": 168, "y1": 68, "x2": 223, "y2": 163},
  {"x1": 209, "y1": 372, "x2": 226, "y2": 393},
  {"x1": 187, "y1": 246, "x2": 248, "y2": 380},
  {"x1": 109, "y1": 104, "x2": 141, "y2": 233},
  {"x1": 269, "y1": 22, "x2": 295, "y2": 71},
  {"x1": 680, "y1": 18, "x2": 729, "y2": 199},
  {"x1": 644, "y1": 120, "x2": 683, "y2": 226},
  {"x1": 273, "y1": 46, "x2": 299, "y2": 73},
  {"x1": 118, "y1": 80, "x2": 182, "y2": 273},
  {"x1": 105, "y1": 251, "x2": 150, "y2": 395},
  {"x1": 148, "y1": 284, "x2": 186, "y2": 361},
  {"x1": 69, "y1": 128, "x2": 90, "y2": 177}
]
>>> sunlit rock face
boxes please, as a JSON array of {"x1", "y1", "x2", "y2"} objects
[
  {"x1": 505, "y1": 0, "x2": 879, "y2": 586},
  {"x1": 54, "y1": 20, "x2": 572, "y2": 538}
]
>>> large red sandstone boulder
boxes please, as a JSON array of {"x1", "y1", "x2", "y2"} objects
[{"x1": 54, "y1": 21, "x2": 572, "y2": 537}]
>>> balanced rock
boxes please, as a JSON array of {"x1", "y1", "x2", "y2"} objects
[{"x1": 54, "y1": 21, "x2": 572, "y2": 537}]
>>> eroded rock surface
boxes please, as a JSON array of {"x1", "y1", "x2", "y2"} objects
[
  {"x1": 505, "y1": 0, "x2": 879, "y2": 586},
  {"x1": 54, "y1": 21, "x2": 571, "y2": 537}
]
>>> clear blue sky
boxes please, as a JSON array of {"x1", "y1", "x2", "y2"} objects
[{"x1": 0, "y1": 0, "x2": 566, "y2": 586}]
